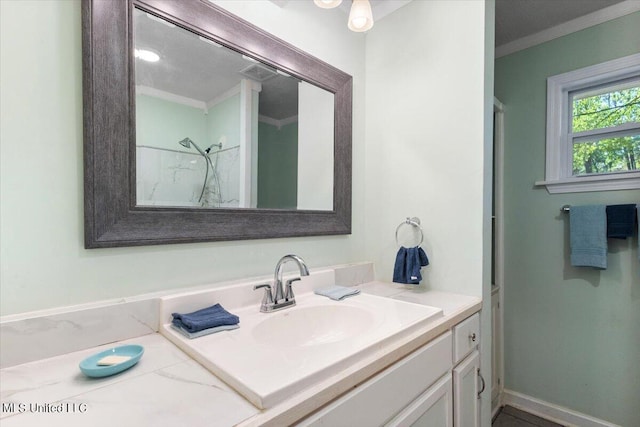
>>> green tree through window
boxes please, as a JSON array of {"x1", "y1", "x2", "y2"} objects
[{"x1": 571, "y1": 85, "x2": 640, "y2": 175}]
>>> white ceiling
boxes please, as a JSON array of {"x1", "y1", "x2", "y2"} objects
[
  {"x1": 495, "y1": 0, "x2": 627, "y2": 47},
  {"x1": 136, "y1": 1, "x2": 637, "y2": 117},
  {"x1": 324, "y1": 0, "x2": 632, "y2": 50},
  {"x1": 134, "y1": 8, "x2": 300, "y2": 120}
]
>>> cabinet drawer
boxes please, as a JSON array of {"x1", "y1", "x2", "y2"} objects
[
  {"x1": 453, "y1": 313, "x2": 479, "y2": 364},
  {"x1": 297, "y1": 332, "x2": 453, "y2": 427},
  {"x1": 385, "y1": 374, "x2": 453, "y2": 427}
]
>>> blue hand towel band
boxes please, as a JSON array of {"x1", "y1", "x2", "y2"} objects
[
  {"x1": 393, "y1": 246, "x2": 429, "y2": 285},
  {"x1": 570, "y1": 205, "x2": 607, "y2": 269},
  {"x1": 171, "y1": 322, "x2": 239, "y2": 339},
  {"x1": 171, "y1": 303, "x2": 239, "y2": 333}
]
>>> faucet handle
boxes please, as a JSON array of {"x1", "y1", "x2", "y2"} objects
[
  {"x1": 253, "y1": 283, "x2": 274, "y2": 306},
  {"x1": 284, "y1": 277, "x2": 301, "y2": 302}
]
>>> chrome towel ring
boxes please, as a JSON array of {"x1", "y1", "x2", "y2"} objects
[{"x1": 395, "y1": 217, "x2": 424, "y2": 247}]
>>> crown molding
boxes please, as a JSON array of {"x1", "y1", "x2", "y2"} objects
[
  {"x1": 496, "y1": 0, "x2": 640, "y2": 58},
  {"x1": 135, "y1": 85, "x2": 206, "y2": 111}
]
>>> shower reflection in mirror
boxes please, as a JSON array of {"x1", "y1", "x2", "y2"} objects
[
  {"x1": 133, "y1": 7, "x2": 334, "y2": 210},
  {"x1": 136, "y1": 133, "x2": 240, "y2": 208}
]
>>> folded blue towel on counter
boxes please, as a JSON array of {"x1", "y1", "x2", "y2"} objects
[
  {"x1": 171, "y1": 322, "x2": 239, "y2": 339},
  {"x1": 570, "y1": 205, "x2": 607, "y2": 269},
  {"x1": 606, "y1": 204, "x2": 636, "y2": 239},
  {"x1": 314, "y1": 285, "x2": 360, "y2": 301},
  {"x1": 171, "y1": 303, "x2": 239, "y2": 333},
  {"x1": 393, "y1": 246, "x2": 429, "y2": 284}
]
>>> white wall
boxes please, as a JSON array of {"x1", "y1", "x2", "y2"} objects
[
  {"x1": 1, "y1": 0, "x2": 490, "y2": 345},
  {"x1": 0, "y1": 0, "x2": 367, "y2": 316},
  {"x1": 363, "y1": 0, "x2": 488, "y2": 298},
  {"x1": 364, "y1": 4, "x2": 492, "y2": 425},
  {"x1": 297, "y1": 81, "x2": 335, "y2": 210}
]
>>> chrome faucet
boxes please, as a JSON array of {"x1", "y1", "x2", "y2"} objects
[{"x1": 253, "y1": 254, "x2": 310, "y2": 312}]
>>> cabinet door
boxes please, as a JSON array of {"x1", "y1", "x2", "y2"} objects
[
  {"x1": 453, "y1": 350, "x2": 480, "y2": 427},
  {"x1": 297, "y1": 333, "x2": 453, "y2": 427},
  {"x1": 491, "y1": 290, "x2": 502, "y2": 405},
  {"x1": 385, "y1": 374, "x2": 453, "y2": 427}
]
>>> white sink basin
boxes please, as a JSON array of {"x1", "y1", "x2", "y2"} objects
[
  {"x1": 163, "y1": 292, "x2": 443, "y2": 409},
  {"x1": 252, "y1": 305, "x2": 376, "y2": 348}
]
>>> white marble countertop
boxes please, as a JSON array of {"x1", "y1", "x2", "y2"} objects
[
  {"x1": 0, "y1": 282, "x2": 480, "y2": 427},
  {"x1": 0, "y1": 334, "x2": 258, "y2": 427}
]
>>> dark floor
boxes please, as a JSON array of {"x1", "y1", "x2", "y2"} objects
[{"x1": 493, "y1": 406, "x2": 565, "y2": 427}]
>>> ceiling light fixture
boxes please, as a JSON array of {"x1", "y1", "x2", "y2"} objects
[
  {"x1": 314, "y1": 0, "x2": 374, "y2": 32},
  {"x1": 347, "y1": 0, "x2": 374, "y2": 32},
  {"x1": 313, "y1": 0, "x2": 342, "y2": 9}
]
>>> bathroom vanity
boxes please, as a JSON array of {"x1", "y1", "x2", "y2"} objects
[{"x1": 0, "y1": 264, "x2": 481, "y2": 426}]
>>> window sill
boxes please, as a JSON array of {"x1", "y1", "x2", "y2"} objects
[{"x1": 535, "y1": 172, "x2": 640, "y2": 194}]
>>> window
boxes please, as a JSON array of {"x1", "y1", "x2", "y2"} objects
[{"x1": 538, "y1": 53, "x2": 640, "y2": 193}]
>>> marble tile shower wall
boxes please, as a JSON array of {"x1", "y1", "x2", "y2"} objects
[{"x1": 136, "y1": 145, "x2": 240, "y2": 208}]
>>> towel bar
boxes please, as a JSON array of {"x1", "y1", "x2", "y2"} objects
[{"x1": 395, "y1": 217, "x2": 424, "y2": 247}]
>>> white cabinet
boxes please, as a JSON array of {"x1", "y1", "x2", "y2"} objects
[
  {"x1": 453, "y1": 350, "x2": 480, "y2": 427},
  {"x1": 297, "y1": 312, "x2": 483, "y2": 427},
  {"x1": 452, "y1": 313, "x2": 480, "y2": 364},
  {"x1": 491, "y1": 289, "x2": 502, "y2": 411},
  {"x1": 452, "y1": 313, "x2": 482, "y2": 427},
  {"x1": 385, "y1": 375, "x2": 453, "y2": 427},
  {"x1": 298, "y1": 332, "x2": 452, "y2": 426}
]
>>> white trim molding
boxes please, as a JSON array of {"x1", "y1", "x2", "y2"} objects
[
  {"x1": 496, "y1": 0, "x2": 640, "y2": 58},
  {"x1": 258, "y1": 114, "x2": 298, "y2": 129},
  {"x1": 538, "y1": 53, "x2": 640, "y2": 194},
  {"x1": 135, "y1": 85, "x2": 206, "y2": 111},
  {"x1": 502, "y1": 390, "x2": 622, "y2": 427},
  {"x1": 536, "y1": 172, "x2": 640, "y2": 193},
  {"x1": 205, "y1": 84, "x2": 242, "y2": 111}
]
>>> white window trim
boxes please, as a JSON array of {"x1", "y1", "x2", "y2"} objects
[{"x1": 536, "y1": 53, "x2": 640, "y2": 194}]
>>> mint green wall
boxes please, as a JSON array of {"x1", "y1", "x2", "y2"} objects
[
  {"x1": 136, "y1": 92, "x2": 240, "y2": 151},
  {"x1": 136, "y1": 94, "x2": 207, "y2": 150},
  {"x1": 495, "y1": 13, "x2": 640, "y2": 426},
  {"x1": 257, "y1": 121, "x2": 298, "y2": 209},
  {"x1": 0, "y1": 0, "x2": 368, "y2": 316},
  {"x1": 207, "y1": 93, "x2": 240, "y2": 151}
]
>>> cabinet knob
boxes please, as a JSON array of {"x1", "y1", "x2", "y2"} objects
[{"x1": 469, "y1": 332, "x2": 476, "y2": 342}]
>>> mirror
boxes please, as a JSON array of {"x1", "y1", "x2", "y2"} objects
[
  {"x1": 82, "y1": 0, "x2": 352, "y2": 248},
  {"x1": 133, "y1": 8, "x2": 335, "y2": 210}
]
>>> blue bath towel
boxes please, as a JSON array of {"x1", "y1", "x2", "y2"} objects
[
  {"x1": 393, "y1": 246, "x2": 429, "y2": 285},
  {"x1": 606, "y1": 204, "x2": 636, "y2": 239},
  {"x1": 171, "y1": 322, "x2": 239, "y2": 339},
  {"x1": 570, "y1": 205, "x2": 607, "y2": 269},
  {"x1": 171, "y1": 303, "x2": 239, "y2": 333}
]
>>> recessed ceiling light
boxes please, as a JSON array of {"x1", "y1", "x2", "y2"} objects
[{"x1": 134, "y1": 49, "x2": 160, "y2": 62}]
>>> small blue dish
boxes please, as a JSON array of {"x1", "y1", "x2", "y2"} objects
[{"x1": 79, "y1": 344, "x2": 144, "y2": 378}]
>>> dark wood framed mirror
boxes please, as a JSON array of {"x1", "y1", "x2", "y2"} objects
[{"x1": 82, "y1": 0, "x2": 352, "y2": 248}]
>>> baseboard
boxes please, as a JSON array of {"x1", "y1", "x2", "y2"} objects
[{"x1": 502, "y1": 390, "x2": 620, "y2": 427}]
